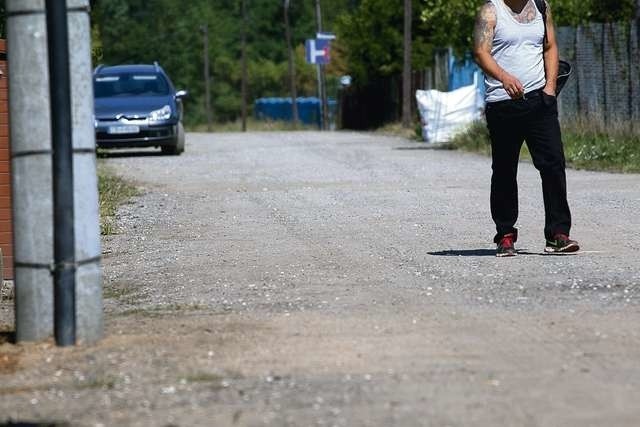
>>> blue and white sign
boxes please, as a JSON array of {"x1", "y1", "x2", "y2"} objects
[
  {"x1": 316, "y1": 32, "x2": 336, "y2": 40},
  {"x1": 305, "y1": 38, "x2": 331, "y2": 65}
]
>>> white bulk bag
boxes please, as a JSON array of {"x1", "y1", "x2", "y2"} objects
[{"x1": 416, "y1": 81, "x2": 484, "y2": 143}]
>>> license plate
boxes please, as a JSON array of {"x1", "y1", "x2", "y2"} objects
[{"x1": 107, "y1": 125, "x2": 140, "y2": 135}]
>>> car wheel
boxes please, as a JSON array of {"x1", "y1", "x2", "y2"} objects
[{"x1": 161, "y1": 122, "x2": 185, "y2": 155}]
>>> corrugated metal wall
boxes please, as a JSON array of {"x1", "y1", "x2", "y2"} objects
[{"x1": 557, "y1": 20, "x2": 640, "y2": 123}]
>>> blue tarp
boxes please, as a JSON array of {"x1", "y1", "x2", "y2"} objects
[
  {"x1": 254, "y1": 97, "x2": 337, "y2": 127},
  {"x1": 448, "y1": 53, "x2": 485, "y2": 93}
]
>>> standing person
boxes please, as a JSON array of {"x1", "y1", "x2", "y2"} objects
[{"x1": 473, "y1": 0, "x2": 579, "y2": 257}]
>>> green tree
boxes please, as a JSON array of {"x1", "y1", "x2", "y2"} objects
[
  {"x1": 552, "y1": 0, "x2": 636, "y2": 26},
  {"x1": 419, "y1": 0, "x2": 482, "y2": 54},
  {"x1": 92, "y1": 0, "x2": 352, "y2": 125},
  {"x1": 335, "y1": 0, "x2": 430, "y2": 87},
  {"x1": 417, "y1": 0, "x2": 639, "y2": 55}
]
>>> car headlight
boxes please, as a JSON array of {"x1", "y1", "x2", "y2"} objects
[{"x1": 148, "y1": 105, "x2": 172, "y2": 122}]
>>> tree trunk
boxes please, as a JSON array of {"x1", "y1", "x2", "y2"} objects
[
  {"x1": 241, "y1": 0, "x2": 248, "y2": 132},
  {"x1": 402, "y1": 0, "x2": 412, "y2": 128},
  {"x1": 202, "y1": 24, "x2": 212, "y2": 131},
  {"x1": 284, "y1": 0, "x2": 299, "y2": 127}
]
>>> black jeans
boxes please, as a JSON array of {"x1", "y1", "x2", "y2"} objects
[{"x1": 485, "y1": 89, "x2": 572, "y2": 243}]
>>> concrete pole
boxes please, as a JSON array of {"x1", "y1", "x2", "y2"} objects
[
  {"x1": 7, "y1": 0, "x2": 102, "y2": 344},
  {"x1": 67, "y1": 0, "x2": 103, "y2": 345},
  {"x1": 7, "y1": 0, "x2": 55, "y2": 342}
]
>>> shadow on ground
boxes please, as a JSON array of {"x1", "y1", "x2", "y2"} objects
[
  {"x1": 428, "y1": 249, "x2": 496, "y2": 257},
  {"x1": 97, "y1": 150, "x2": 165, "y2": 158},
  {"x1": 428, "y1": 249, "x2": 550, "y2": 257},
  {"x1": 0, "y1": 423, "x2": 69, "y2": 427},
  {"x1": 394, "y1": 144, "x2": 454, "y2": 151},
  {"x1": 0, "y1": 331, "x2": 15, "y2": 344}
]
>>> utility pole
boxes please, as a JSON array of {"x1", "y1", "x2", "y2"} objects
[
  {"x1": 315, "y1": 0, "x2": 329, "y2": 130},
  {"x1": 402, "y1": 0, "x2": 412, "y2": 128},
  {"x1": 202, "y1": 24, "x2": 213, "y2": 132},
  {"x1": 8, "y1": 0, "x2": 102, "y2": 345},
  {"x1": 284, "y1": 0, "x2": 299, "y2": 127},
  {"x1": 241, "y1": 0, "x2": 248, "y2": 132}
]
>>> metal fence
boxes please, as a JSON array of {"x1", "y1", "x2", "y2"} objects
[{"x1": 556, "y1": 20, "x2": 640, "y2": 123}]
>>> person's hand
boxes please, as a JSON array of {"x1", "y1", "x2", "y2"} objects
[
  {"x1": 542, "y1": 86, "x2": 556, "y2": 97},
  {"x1": 500, "y1": 71, "x2": 524, "y2": 99}
]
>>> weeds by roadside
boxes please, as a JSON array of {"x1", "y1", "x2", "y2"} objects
[
  {"x1": 562, "y1": 117, "x2": 640, "y2": 172},
  {"x1": 374, "y1": 121, "x2": 423, "y2": 141},
  {"x1": 188, "y1": 118, "x2": 317, "y2": 133},
  {"x1": 448, "y1": 117, "x2": 640, "y2": 173},
  {"x1": 98, "y1": 164, "x2": 140, "y2": 235},
  {"x1": 446, "y1": 121, "x2": 492, "y2": 155},
  {"x1": 0, "y1": 281, "x2": 13, "y2": 302},
  {"x1": 120, "y1": 303, "x2": 209, "y2": 317}
]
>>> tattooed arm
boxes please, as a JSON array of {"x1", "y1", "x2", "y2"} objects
[
  {"x1": 542, "y1": 0, "x2": 559, "y2": 96},
  {"x1": 473, "y1": 3, "x2": 524, "y2": 99}
]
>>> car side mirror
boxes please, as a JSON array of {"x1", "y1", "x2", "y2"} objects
[{"x1": 175, "y1": 90, "x2": 188, "y2": 99}]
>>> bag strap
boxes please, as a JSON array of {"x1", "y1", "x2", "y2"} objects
[{"x1": 534, "y1": 0, "x2": 548, "y2": 44}]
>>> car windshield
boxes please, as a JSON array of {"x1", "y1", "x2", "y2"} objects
[{"x1": 94, "y1": 72, "x2": 171, "y2": 98}]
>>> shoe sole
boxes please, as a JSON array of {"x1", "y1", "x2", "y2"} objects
[
  {"x1": 544, "y1": 243, "x2": 580, "y2": 253},
  {"x1": 496, "y1": 251, "x2": 517, "y2": 257}
]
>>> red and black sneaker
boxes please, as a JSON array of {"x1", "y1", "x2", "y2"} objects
[
  {"x1": 544, "y1": 234, "x2": 579, "y2": 253},
  {"x1": 496, "y1": 233, "x2": 517, "y2": 257}
]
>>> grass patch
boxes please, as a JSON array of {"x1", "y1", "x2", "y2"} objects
[
  {"x1": 448, "y1": 117, "x2": 640, "y2": 173},
  {"x1": 182, "y1": 372, "x2": 224, "y2": 383},
  {"x1": 1, "y1": 281, "x2": 14, "y2": 301},
  {"x1": 120, "y1": 303, "x2": 208, "y2": 317},
  {"x1": 447, "y1": 121, "x2": 492, "y2": 155},
  {"x1": 188, "y1": 118, "x2": 317, "y2": 133},
  {"x1": 103, "y1": 282, "x2": 146, "y2": 305},
  {"x1": 375, "y1": 121, "x2": 423, "y2": 141},
  {"x1": 74, "y1": 375, "x2": 119, "y2": 390},
  {"x1": 98, "y1": 164, "x2": 140, "y2": 235},
  {"x1": 562, "y1": 117, "x2": 640, "y2": 172}
]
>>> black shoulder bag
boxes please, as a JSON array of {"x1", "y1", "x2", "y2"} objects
[{"x1": 535, "y1": 0, "x2": 571, "y2": 95}]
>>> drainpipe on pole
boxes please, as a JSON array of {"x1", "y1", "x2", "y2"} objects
[
  {"x1": 46, "y1": 0, "x2": 76, "y2": 346},
  {"x1": 8, "y1": 0, "x2": 55, "y2": 342}
]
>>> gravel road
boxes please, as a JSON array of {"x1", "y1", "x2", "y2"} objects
[{"x1": 2, "y1": 131, "x2": 640, "y2": 426}]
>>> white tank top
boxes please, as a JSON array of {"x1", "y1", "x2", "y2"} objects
[{"x1": 484, "y1": 0, "x2": 546, "y2": 103}]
